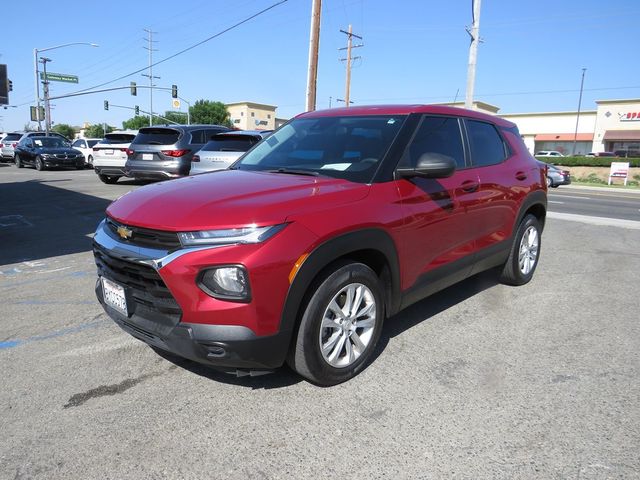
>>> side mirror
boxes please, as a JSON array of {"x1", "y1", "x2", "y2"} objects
[{"x1": 396, "y1": 153, "x2": 457, "y2": 179}]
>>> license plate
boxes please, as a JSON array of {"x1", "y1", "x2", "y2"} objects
[
  {"x1": 101, "y1": 277, "x2": 128, "y2": 316},
  {"x1": 105, "y1": 149, "x2": 114, "y2": 155},
  {"x1": 142, "y1": 153, "x2": 154, "y2": 160}
]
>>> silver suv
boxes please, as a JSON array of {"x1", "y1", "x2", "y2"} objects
[{"x1": 124, "y1": 125, "x2": 230, "y2": 180}]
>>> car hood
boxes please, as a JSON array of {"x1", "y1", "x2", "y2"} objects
[
  {"x1": 106, "y1": 169, "x2": 371, "y2": 231},
  {"x1": 38, "y1": 147, "x2": 81, "y2": 155}
]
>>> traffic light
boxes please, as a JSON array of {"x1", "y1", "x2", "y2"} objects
[
  {"x1": 134, "y1": 105, "x2": 139, "y2": 116},
  {"x1": 130, "y1": 82, "x2": 137, "y2": 96},
  {"x1": 171, "y1": 84, "x2": 178, "y2": 99},
  {"x1": 104, "y1": 100, "x2": 109, "y2": 111},
  {"x1": 8, "y1": 80, "x2": 12, "y2": 91}
]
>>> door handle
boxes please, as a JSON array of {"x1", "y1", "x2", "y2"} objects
[
  {"x1": 460, "y1": 180, "x2": 479, "y2": 193},
  {"x1": 515, "y1": 171, "x2": 527, "y2": 181}
]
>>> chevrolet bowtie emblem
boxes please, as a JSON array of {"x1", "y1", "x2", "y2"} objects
[{"x1": 117, "y1": 225, "x2": 133, "y2": 239}]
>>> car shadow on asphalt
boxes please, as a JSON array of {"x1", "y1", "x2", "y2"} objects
[
  {"x1": 0, "y1": 179, "x2": 111, "y2": 266},
  {"x1": 151, "y1": 348, "x2": 304, "y2": 389},
  {"x1": 372, "y1": 269, "x2": 500, "y2": 361}
]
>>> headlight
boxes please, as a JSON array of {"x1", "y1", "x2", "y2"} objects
[
  {"x1": 178, "y1": 223, "x2": 286, "y2": 247},
  {"x1": 198, "y1": 265, "x2": 250, "y2": 301}
]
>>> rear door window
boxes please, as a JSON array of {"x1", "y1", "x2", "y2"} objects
[
  {"x1": 201, "y1": 136, "x2": 257, "y2": 152},
  {"x1": 132, "y1": 128, "x2": 181, "y2": 145},
  {"x1": 466, "y1": 120, "x2": 508, "y2": 167}
]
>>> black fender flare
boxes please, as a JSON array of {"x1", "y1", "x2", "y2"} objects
[
  {"x1": 279, "y1": 228, "x2": 402, "y2": 338},
  {"x1": 516, "y1": 189, "x2": 547, "y2": 231}
]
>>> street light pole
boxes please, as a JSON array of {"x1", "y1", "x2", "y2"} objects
[
  {"x1": 572, "y1": 68, "x2": 587, "y2": 156},
  {"x1": 33, "y1": 42, "x2": 98, "y2": 132},
  {"x1": 40, "y1": 58, "x2": 52, "y2": 135}
]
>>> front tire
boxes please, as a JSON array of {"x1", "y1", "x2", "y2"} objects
[
  {"x1": 35, "y1": 156, "x2": 45, "y2": 171},
  {"x1": 500, "y1": 214, "x2": 541, "y2": 286},
  {"x1": 87, "y1": 155, "x2": 93, "y2": 167},
  {"x1": 288, "y1": 262, "x2": 385, "y2": 386},
  {"x1": 546, "y1": 176, "x2": 552, "y2": 188}
]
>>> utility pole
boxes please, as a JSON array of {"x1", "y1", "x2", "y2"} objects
[
  {"x1": 339, "y1": 25, "x2": 363, "y2": 108},
  {"x1": 572, "y1": 68, "x2": 587, "y2": 156},
  {"x1": 142, "y1": 28, "x2": 159, "y2": 127},
  {"x1": 305, "y1": 0, "x2": 322, "y2": 112},
  {"x1": 465, "y1": 0, "x2": 482, "y2": 109},
  {"x1": 40, "y1": 57, "x2": 52, "y2": 135}
]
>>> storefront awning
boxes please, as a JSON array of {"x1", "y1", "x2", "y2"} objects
[
  {"x1": 534, "y1": 133, "x2": 593, "y2": 141},
  {"x1": 602, "y1": 130, "x2": 640, "y2": 141}
]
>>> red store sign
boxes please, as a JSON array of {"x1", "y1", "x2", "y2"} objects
[{"x1": 619, "y1": 112, "x2": 640, "y2": 122}]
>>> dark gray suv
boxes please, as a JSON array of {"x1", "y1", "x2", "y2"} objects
[{"x1": 124, "y1": 125, "x2": 230, "y2": 180}]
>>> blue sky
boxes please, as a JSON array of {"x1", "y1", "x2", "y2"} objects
[{"x1": 2, "y1": 0, "x2": 639, "y2": 132}]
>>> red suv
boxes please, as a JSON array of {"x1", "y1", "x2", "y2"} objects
[{"x1": 93, "y1": 105, "x2": 546, "y2": 385}]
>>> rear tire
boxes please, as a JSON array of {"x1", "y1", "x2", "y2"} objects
[
  {"x1": 15, "y1": 155, "x2": 23, "y2": 168},
  {"x1": 87, "y1": 155, "x2": 93, "y2": 167},
  {"x1": 500, "y1": 214, "x2": 541, "y2": 286},
  {"x1": 98, "y1": 174, "x2": 119, "y2": 184},
  {"x1": 287, "y1": 262, "x2": 385, "y2": 386}
]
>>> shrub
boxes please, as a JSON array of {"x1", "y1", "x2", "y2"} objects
[{"x1": 536, "y1": 156, "x2": 640, "y2": 167}]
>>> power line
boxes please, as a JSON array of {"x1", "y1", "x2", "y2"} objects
[{"x1": 60, "y1": 0, "x2": 288, "y2": 97}]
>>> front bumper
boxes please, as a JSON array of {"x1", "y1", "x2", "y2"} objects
[
  {"x1": 92, "y1": 219, "x2": 298, "y2": 370},
  {"x1": 43, "y1": 156, "x2": 84, "y2": 168},
  {"x1": 96, "y1": 280, "x2": 290, "y2": 370}
]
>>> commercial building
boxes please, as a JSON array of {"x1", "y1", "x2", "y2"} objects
[
  {"x1": 226, "y1": 102, "x2": 277, "y2": 131},
  {"x1": 444, "y1": 98, "x2": 640, "y2": 156}
]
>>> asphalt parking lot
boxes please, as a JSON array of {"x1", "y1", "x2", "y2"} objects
[{"x1": 1, "y1": 165, "x2": 639, "y2": 479}]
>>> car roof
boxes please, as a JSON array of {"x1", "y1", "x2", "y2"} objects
[{"x1": 297, "y1": 104, "x2": 516, "y2": 128}]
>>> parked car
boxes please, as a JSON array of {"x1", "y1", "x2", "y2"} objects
[
  {"x1": 14, "y1": 135, "x2": 84, "y2": 170},
  {"x1": 124, "y1": 124, "x2": 231, "y2": 180},
  {"x1": 190, "y1": 130, "x2": 273, "y2": 175},
  {"x1": 614, "y1": 150, "x2": 640, "y2": 158},
  {"x1": 1, "y1": 131, "x2": 67, "y2": 161},
  {"x1": 541, "y1": 162, "x2": 571, "y2": 187},
  {"x1": 71, "y1": 138, "x2": 101, "y2": 167},
  {"x1": 535, "y1": 150, "x2": 564, "y2": 157},
  {"x1": 92, "y1": 131, "x2": 138, "y2": 184},
  {"x1": 93, "y1": 105, "x2": 547, "y2": 386}
]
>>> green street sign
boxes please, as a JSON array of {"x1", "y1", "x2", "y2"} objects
[{"x1": 40, "y1": 72, "x2": 79, "y2": 84}]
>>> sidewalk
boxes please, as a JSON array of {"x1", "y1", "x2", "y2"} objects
[{"x1": 561, "y1": 184, "x2": 640, "y2": 194}]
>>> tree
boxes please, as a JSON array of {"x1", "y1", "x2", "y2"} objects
[
  {"x1": 84, "y1": 123, "x2": 114, "y2": 138},
  {"x1": 189, "y1": 100, "x2": 231, "y2": 126},
  {"x1": 122, "y1": 115, "x2": 157, "y2": 130},
  {"x1": 52, "y1": 123, "x2": 76, "y2": 140}
]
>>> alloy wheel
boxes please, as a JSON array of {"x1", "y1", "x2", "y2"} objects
[
  {"x1": 319, "y1": 282, "x2": 377, "y2": 368},
  {"x1": 518, "y1": 225, "x2": 539, "y2": 275}
]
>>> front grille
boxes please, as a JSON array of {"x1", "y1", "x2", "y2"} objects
[
  {"x1": 106, "y1": 217, "x2": 181, "y2": 250},
  {"x1": 93, "y1": 244, "x2": 182, "y2": 325}
]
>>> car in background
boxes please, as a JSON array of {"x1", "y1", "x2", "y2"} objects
[
  {"x1": 585, "y1": 151, "x2": 616, "y2": 157},
  {"x1": 71, "y1": 138, "x2": 101, "y2": 167},
  {"x1": 124, "y1": 124, "x2": 230, "y2": 181},
  {"x1": 1, "y1": 131, "x2": 68, "y2": 161},
  {"x1": 614, "y1": 150, "x2": 640, "y2": 158},
  {"x1": 14, "y1": 135, "x2": 84, "y2": 170},
  {"x1": 535, "y1": 150, "x2": 565, "y2": 157},
  {"x1": 545, "y1": 163, "x2": 571, "y2": 187},
  {"x1": 93, "y1": 131, "x2": 138, "y2": 184},
  {"x1": 190, "y1": 130, "x2": 273, "y2": 175}
]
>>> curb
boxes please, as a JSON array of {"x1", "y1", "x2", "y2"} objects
[{"x1": 560, "y1": 184, "x2": 640, "y2": 194}]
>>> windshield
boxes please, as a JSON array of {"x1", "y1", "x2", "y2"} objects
[
  {"x1": 34, "y1": 137, "x2": 68, "y2": 148},
  {"x1": 236, "y1": 115, "x2": 407, "y2": 183}
]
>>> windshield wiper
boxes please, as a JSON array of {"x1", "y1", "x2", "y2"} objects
[{"x1": 266, "y1": 168, "x2": 320, "y2": 177}]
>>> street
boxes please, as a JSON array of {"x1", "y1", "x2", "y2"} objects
[{"x1": 1, "y1": 166, "x2": 639, "y2": 479}]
